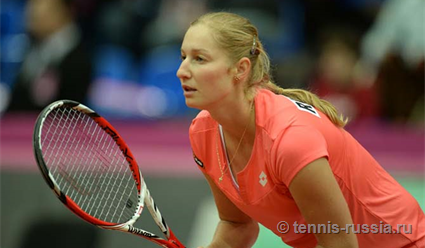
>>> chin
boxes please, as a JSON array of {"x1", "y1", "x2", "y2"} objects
[{"x1": 185, "y1": 99, "x2": 204, "y2": 110}]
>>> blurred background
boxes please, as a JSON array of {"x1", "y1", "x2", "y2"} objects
[{"x1": 1, "y1": 0, "x2": 424, "y2": 247}]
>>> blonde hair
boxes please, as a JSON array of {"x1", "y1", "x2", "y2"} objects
[{"x1": 191, "y1": 12, "x2": 348, "y2": 127}]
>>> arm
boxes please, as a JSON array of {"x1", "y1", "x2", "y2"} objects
[
  {"x1": 289, "y1": 157, "x2": 358, "y2": 248},
  {"x1": 199, "y1": 173, "x2": 259, "y2": 248}
]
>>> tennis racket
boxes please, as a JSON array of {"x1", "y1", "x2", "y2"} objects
[{"x1": 33, "y1": 100, "x2": 185, "y2": 248}]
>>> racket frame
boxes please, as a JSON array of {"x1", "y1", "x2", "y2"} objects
[{"x1": 33, "y1": 100, "x2": 185, "y2": 248}]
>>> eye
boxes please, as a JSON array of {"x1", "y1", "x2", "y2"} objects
[
  {"x1": 195, "y1": 56, "x2": 205, "y2": 62},
  {"x1": 180, "y1": 55, "x2": 186, "y2": 61}
]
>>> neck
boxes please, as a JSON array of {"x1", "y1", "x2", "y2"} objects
[{"x1": 209, "y1": 97, "x2": 256, "y2": 143}]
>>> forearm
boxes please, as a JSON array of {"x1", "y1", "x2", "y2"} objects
[
  {"x1": 315, "y1": 245, "x2": 357, "y2": 248},
  {"x1": 207, "y1": 219, "x2": 259, "y2": 248},
  {"x1": 314, "y1": 234, "x2": 358, "y2": 248}
]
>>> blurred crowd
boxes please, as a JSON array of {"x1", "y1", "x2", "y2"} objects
[{"x1": 1, "y1": 0, "x2": 423, "y2": 126}]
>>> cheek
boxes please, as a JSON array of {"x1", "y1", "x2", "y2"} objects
[{"x1": 197, "y1": 65, "x2": 231, "y2": 89}]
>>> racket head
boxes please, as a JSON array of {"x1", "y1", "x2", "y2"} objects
[{"x1": 33, "y1": 100, "x2": 145, "y2": 227}]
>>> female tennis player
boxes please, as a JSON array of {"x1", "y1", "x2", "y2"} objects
[{"x1": 177, "y1": 12, "x2": 425, "y2": 248}]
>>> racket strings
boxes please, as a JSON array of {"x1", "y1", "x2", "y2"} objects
[
  {"x1": 60, "y1": 109, "x2": 136, "y2": 222},
  {"x1": 41, "y1": 107, "x2": 139, "y2": 224}
]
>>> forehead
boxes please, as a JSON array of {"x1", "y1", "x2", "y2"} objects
[{"x1": 181, "y1": 24, "x2": 220, "y2": 53}]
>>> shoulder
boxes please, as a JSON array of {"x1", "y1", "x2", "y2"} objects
[
  {"x1": 255, "y1": 89, "x2": 323, "y2": 140},
  {"x1": 189, "y1": 110, "x2": 216, "y2": 135},
  {"x1": 255, "y1": 89, "x2": 290, "y2": 134},
  {"x1": 188, "y1": 110, "x2": 216, "y2": 152},
  {"x1": 188, "y1": 111, "x2": 217, "y2": 171}
]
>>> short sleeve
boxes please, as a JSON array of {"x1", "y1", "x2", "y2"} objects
[
  {"x1": 188, "y1": 114, "x2": 204, "y2": 156},
  {"x1": 188, "y1": 119, "x2": 202, "y2": 168},
  {"x1": 271, "y1": 125, "x2": 329, "y2": 187},
  {"x1": 188, "y1": 112, "x2": 215, "y2": 171}
]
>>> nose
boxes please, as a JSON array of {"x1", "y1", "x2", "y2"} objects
[{"x1": 176, "y1": 59, "x2": 190, "y2": 80}]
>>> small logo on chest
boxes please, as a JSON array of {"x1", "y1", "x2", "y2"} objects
[{"x1": 259, "y1": 171, "x2": 268, "y2": 187}]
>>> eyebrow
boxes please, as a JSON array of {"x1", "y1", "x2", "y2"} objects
[{"x1": 181, "y1": 48, "x2": 210, "y2": 54}]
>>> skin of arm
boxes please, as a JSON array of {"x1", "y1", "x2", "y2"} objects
[
  {"x1": 197, "y1": 173, "x2": 259, "y2": 248},
  {"x1": 289, "y1": 157, "x2": 359, "y2": 248}
]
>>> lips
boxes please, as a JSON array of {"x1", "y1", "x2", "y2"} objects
[{"x1": 182, "y1": 85, "x2": 197, "y2": 92}]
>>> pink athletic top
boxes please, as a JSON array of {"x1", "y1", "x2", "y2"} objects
[{"x1": 189, "y1": 89, "x2": 424, "y2": 248}]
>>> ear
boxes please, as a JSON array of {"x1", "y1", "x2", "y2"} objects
[{"x1": 234, "y1": 57, "x2": 251, "y2": 83}]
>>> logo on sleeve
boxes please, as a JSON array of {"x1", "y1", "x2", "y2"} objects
[
  {"x1": 193, "y1": 153, "x2": 204, "y2": 168},
  {"x1": 285, "y1": 97, "x2": 321, "y2": 118}
]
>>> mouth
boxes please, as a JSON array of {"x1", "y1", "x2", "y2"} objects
[{"x1": 182, "y1": 85, "x2": 197, "y2": 92}]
